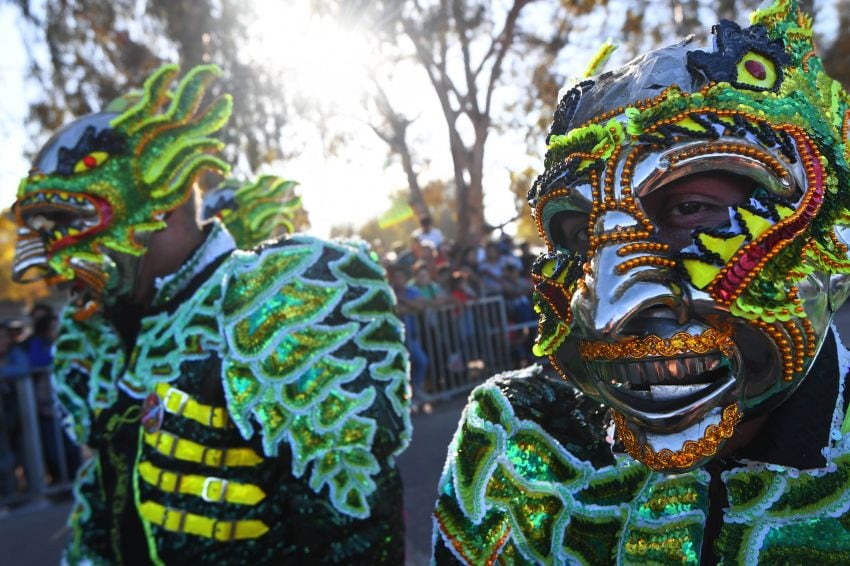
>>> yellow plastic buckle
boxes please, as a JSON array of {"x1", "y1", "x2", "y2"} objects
[
  {"x1": 201, "y1": 477, "x2": 229, "y2": 503},
  {"x1": 163, "y1": 387, "x2": 189, "y2": 415},
  {"x1": 213, "y1": 519, "x2": 236, "y2": 542}
]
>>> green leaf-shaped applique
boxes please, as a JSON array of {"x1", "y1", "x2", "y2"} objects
[
  {"x1": 486, "y1": 463, "x2": 566, "y2": 564},
  {"x1": 231, "y1": 279, "x2": 346, "y2": 357},
  {"x1": 280, "y1": 356, "x2": 365, "y2": 410},
  {"x1": 562, "y1": 508, "x2": 628, "y2": 566},
  {"x1": 506, "y1": 428, "x2": 581, "y2": 486},
  {"x1": 258, "y1": 323, "x2": 358, "y2": 380}
]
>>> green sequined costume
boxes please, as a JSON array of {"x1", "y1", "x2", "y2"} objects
[
  {"x1": 57, "y1": 223, "x2": 411, "y2": 564},
  {"x1": 433, "y1": 0, "x2": 850, "y2": 561},
  {"x1": 11, "y1": 64, "x2": 411, "y2": 563},
  {"x1": 433, "y1": 332, "x2": 850, "y2": 563}
]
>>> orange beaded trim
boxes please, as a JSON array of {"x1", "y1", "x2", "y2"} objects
[
  {"x1": 803, "y1": 237, "x2": 850, "y2": 271},
  {"x1": 534, "y1": 187, "x2": 571, "y2": 246},
  {"x1": 615, "y1": 256, "x2": 677, "y2": 274},
  {"x1": 617, "y1": 242, "x2": 669, "y2": 256},
  {"x1": 704, "y1": 125, "x2": 823, "y2": 305},
  {"x1": 618, "y1": 147, "x2": 655, "y2": 232},
  {"x1": 782, "y1": 318, "x2": 808, "y2": 377},
  {"x1": 586, "y1": 149, "x2": 625, "y2": 260},
  {"x1": 594, "y1": 230, "x2": 652, "y2": 246},
  {"x1": 829, "y1": 230, "x2": 849, "y2": 255},
  {"x1": 843, "y1": 110, "x2": 850, "y2": 162},
  {"x1": 666, "y1": 142, "x2": 787, "y2": 182},
  {"x1": 802, "y1": 50, "x2": 816, "y2": 72},
  {"x1": 753, "y1": 318, "x2": 796, "y2": 381},
  {"x1": 579, "y1": 325, "x2": 736, "y2": 361},
  {"x1": 801, "y1": 316, "x2": 817, "y2": 358},
  {"x1": 548, "y1": 352, "x2": 570, "y2": 382},
  {"x1": 614, "y1": 404, "x2": 742, "y2": 471}
]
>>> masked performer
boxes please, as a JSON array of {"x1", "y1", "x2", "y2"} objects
[
  {"x1": 432, "y1": 0, "x2": 850, "y2": 562},
  {"x1": 13, "y1": 65, "x2": 411, "y2": 564}
]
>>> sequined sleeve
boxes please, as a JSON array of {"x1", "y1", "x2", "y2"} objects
[
  {"x1": 219, "y1": 235, "x2": 412, "y2": 519},
  {"x1": 432, "y1": 367, "x2": 680, "y2": 565},
  {"x1": 52, "y1": 307, "x2": 125, "y2": 445}
]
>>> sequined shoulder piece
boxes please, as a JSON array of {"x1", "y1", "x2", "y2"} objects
[
  {"x1": 220, "y1": 234, "x2": 411, "y2": 518},
  {"x1": 432, "y1": 367, "x2": 712, "y2": 565},
  {"x1": 52, "y1": 306, "x2": 125, "y2": 444}
]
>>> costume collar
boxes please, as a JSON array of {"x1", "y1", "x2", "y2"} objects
[{"x1": 151, "y1": 219, "x2": 236, "y2": 308}]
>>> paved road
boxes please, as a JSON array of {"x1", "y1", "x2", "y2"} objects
[{"x1": 6, "y1": 310, "x2": 850, "y2": 564}]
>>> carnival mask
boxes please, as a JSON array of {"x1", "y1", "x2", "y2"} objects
[
  {"x1": 13, "y1": 65, "x2": 232, "y2": 316},
  {"x1": 529, "y1": 0, "x2": 850, "y2": 471}
]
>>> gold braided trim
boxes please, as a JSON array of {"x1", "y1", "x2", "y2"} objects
[
  {"x1": 579, "y1": 326, "x2": 735, "y2": 361},
  {"x1": 155, "y1": 382, "x2": 228, "y2": 429},
  {"x1": 144, "y1": 431, "x2": 263, "y2": 468},
  {"x1": 138, "y1": 461, "x2": 265, "y2": 505},
  {"x1": 613, "y1": 404, "x2": 742, "y2": 471},
  {"x1": 138, "y1": 500, "x2": 268, "y2": 541}
]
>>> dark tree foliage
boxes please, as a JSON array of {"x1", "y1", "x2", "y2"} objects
[{"x1": 11, "y1": 0, "x2": 290, "y2": 171}]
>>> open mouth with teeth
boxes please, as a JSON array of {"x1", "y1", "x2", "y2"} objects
[
  {"x1": 16, "y1": 190, "x2": 113, "y2": 252},
  {"x1": 579, "y1": 326, "x2": 739, "y2": 433}
]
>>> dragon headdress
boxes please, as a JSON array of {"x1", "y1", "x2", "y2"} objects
[{"x1": 14, "y1": 65, "x2": 232, "y2": 311}]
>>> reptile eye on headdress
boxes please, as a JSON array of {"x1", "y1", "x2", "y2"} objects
[
  {"x1": 529, "y1": 0, "x2": 850, "y2": 472},
  {"x1": 13, "y1": 64, "x2": 232, "y2": 311}
]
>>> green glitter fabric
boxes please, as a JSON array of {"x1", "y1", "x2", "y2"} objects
[
  {"x1": 432, "y1": 365, "x2": 850, "y2": 564},
  {"x1": 55, "y1": 222, "x2": 412, "y2": 563},
  {"x1": 205, "y1": 175, "x2": 302, "y2": 249}
]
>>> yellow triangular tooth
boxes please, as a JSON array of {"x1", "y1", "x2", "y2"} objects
[
  {"x1": 737, "y1": 207, "x2": 774, "y2": 239},
  {"x1": 675, "y1": 117, "x2": 707, "y2": 132},
  {"x1": 683, "y1": 258, "x2": 721, "y2": 289},
  {"x1": 775, "y1": 204, "x2": 794, "y2": 219},
  {"x1": 697, "y1": 233, "x2": 746, "y2": 262}
]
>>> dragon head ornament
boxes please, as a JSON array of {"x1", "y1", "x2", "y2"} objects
[
  {"x1": 529, "y1": 0, "x2": 850, "y2": 471},
  {"x1": 13, "y1": 65, "x2": 232, "y2": 316}
]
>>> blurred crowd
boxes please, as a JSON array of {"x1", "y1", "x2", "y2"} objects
[
  {"x1": 376, "y1": 216, "x2": 541, "y2": 409},
  {"x1": 0, "y1": 304, "x2": 79, "y2": 499}
]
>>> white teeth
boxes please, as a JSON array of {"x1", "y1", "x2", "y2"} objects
[
  {"x1": 29, "y1": 215, "x2": 55, "y2": 231},
  {"x1": 648, "y1": 384, "x2": 712, "y2": 401}
]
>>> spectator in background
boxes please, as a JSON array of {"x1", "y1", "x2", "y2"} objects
[
  {"x1": 501, "y1": 263, "x2": 535, "y2": 323},
  {"x1": 413, "y1": 215, "x2": 443, "y2": 249},
  {"x1": 455, "y1": 246, "x2": 483, "y2": 296},
  {"x1": 478, "y1": 241, "x2": 506, "y2": 296},
  {"x1": 0, "y1": 323, "x2": 30, "y2": 497},
  {"x1": 517, "y1": 240, "x2": 537, "y2": 275},
  {"x1": 25, "y1": 315, "x2": 80, "y2": 483},
  {"x1": 435, "y1": 265, "x2": 454, "y2": 299},
  {"x1": 4, "y1": 320, "x2": 26, "y2": 346},
  {"x1": 497, "y1": 234, "x2": 522, "y2": 271},
  {"x1": 419, "y1": 240, "x2": 441, "y2": 281},
  {"x1": 389, "y1": 267, "x2": 430, "y2": 411},
  {"x1": 410, "y1": 261, "x2": 451, "y2": 307},
  {"x1": 394, "y1": 235, "x2": 423, "y2": 277},
  {"x1": 28, "y1": 303, "x2": 55, "y2": 328},
  {"x1": 449, "y1": 271, "x2": 477, "y2": 305}
]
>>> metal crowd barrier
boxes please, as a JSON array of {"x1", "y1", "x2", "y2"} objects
[
  {"x1": 0, "y1": 369, "x2": 78, "y2": 508},
  {"x1": 412, "y1": 296, "x2": 536, "y2": 399}
]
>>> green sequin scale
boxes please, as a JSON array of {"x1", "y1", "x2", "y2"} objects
[
  {"x1": 55, "y1": 228, "x2": 411, "y2": 562},
  {"x1": 433, "y1": 368, "x2": 850, "y2": 564}
]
